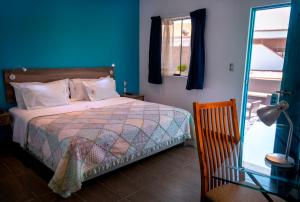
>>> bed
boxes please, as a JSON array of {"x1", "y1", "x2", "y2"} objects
[{"x1": 4, "y1": 67, "x2": 194, "y2": 197}]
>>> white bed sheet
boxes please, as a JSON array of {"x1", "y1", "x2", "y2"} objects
[{"x1": 10, "y1": 97, "x2": 136, "y2": 147}]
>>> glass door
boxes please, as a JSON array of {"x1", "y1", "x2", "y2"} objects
[
  {"x1": 241, "y1": 4, "x2": 291, "y2": 174},
  {"x1": 275, "y1": 0, "x2": 300, "y2": 168}
]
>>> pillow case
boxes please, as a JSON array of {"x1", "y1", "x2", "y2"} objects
[
  {"x1": 82, "y1": 78, "x2": 119, "y2": 101},
  {"x1": 10, "y1": 79, "x2": 69, "y2": 109},
  {"x1": 21, "y1": 82, "x2": 70, "y2": 110},
  {"x1": 70, "y1": 78, "x2": 105, "y2": 101},
  {"x1": 10, "y1": 82, "x2": 40, "y2": 109}
]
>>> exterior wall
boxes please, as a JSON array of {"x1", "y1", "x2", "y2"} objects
[
  {"x1": 248, "y1": 79, "x2": 281, "y2": 93},
  {"x1": 140, "y1": 0, "x2": 290, "y2": 118}
]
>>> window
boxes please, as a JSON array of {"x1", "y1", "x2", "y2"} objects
[{"x1": 162, "y1": 17, "x2": 191, "y2": 77}]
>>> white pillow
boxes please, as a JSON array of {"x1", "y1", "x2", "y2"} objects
[
  {"x1": 10, "y1": 82, "x2": 40, "y2": 109},
  {"x1": 82, "y1": 78, "x2": 120, "y2": 101},
  {"x1": 10, "y1": 79, "x2": 69, "y2": 109},
  {"x1": 70, "y1": 78, "x2": 105, "y2": 101},
  {"x1": 21, "y1": 82, "x2": 70, "y2": 110}
]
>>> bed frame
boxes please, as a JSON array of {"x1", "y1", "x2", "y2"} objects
[
  {"x1": 3, "y1": 66, "x2": 114, "y2": 103},
  {"x1": 3, "y1": 65, "x2": 191, "y2": 197}
]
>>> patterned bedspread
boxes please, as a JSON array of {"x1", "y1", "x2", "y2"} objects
[{"x1": 26, "y1": 100, "x2": 194, "y2": 197}]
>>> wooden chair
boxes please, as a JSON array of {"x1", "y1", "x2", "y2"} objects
[{"x1": 193, "y1": 99, "x2": 285, "y2": 202}]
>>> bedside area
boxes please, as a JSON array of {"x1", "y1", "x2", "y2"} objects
[
  {"x1": 121, "y1": 93, "x2": 144, "y2": 101},
  {"x1": 0, "y1": 112, "x2": 12, "y2": 144}
]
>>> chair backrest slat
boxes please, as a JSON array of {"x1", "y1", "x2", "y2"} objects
[
  {"x1": 211, "y1": 108, "x2": 222, "y2": 187},
  {"x1": 218, "y1": 107, "x2": 227, "y2": 183},
  {"x1": 193, "y1": 99, "x2": 241, "y2": 200}
]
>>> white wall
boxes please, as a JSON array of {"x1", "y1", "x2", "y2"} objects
[{"x1": 140, "y1": 0, "x2": 289, "y2": 118}]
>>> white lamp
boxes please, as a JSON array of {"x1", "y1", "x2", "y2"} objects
[
  {"x1": 124, "y1": 81, "x2": 127, "y2": 94},
  {"x1": 9, "y1": 66, "x2": 27, "y2": 80},
  {"x1": 257, "y1": 100, "x2": 295, "y2": 167},
  {"x1": 110, "y1": 63, "x2": 115, "y2": 77}
]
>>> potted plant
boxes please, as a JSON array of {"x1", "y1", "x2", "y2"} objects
[{"x1": 174, "y1": 64, "x2": 188, "y2": 76}]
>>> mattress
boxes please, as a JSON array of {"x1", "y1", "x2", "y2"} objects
[{"x1": 10, "y1": 98, "x2": 194, "y2": 197}]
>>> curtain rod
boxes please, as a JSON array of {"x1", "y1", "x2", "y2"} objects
[
  {"x1": 161, "y1": 12, "x2": 190, "y2": 20},
  {"x1": 162, "y1": 15, "x2": 190, "y2": 20}
]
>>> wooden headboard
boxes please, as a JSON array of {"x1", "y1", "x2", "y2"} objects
[{"x1": 3, "y1": 66, "x2": 114, "y2": 103}]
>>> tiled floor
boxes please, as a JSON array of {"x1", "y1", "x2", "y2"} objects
[{"x1": 0, "y1": 143, "x2": 201, "y2": 202}]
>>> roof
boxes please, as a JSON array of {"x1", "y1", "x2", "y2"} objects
[
  {"x1": 254, "y1": 30, "x2": 288, "y2": 39},
  {"x1": 251, "y1": 44, "x2": 284, "y2": 71},
  {"x1": 250, "y1": 70, "x2": 282, "y2": 81}
]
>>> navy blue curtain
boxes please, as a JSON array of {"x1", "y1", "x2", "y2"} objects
[
  {"x1": 148, "y1": 16, "x2": 162, "y2": 84},
  {"x1": 186, "y1": 9, "x2": 206, "y2": 90}
]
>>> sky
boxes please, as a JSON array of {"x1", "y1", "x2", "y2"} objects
[{"x1": 254, "y1": 7, "x2": 291, "y2": 30}]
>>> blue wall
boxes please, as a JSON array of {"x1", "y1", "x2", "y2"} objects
[{"x1": 0, "y1": 0, "x2": 139, "y2": 109}]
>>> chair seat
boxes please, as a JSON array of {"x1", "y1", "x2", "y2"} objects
[{"x1": 205, "y1": 183, "x2": 286, "y2": 202}]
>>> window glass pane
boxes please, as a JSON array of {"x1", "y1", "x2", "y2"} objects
[
  {"x1": 161, "y1": 17, "x2": 191, "y2": 76},
  {"x1": 173, "y1": 19, "x2": 182, "y2": 75},
  {"x1": 161, "y1": 20, "x2": 175, "y2": 76},
  {"x1": 180, "y1": 19, "x2": 191, "y2": 76}
]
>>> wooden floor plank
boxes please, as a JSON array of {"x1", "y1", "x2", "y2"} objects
[{"x1": 0, "y1": 144, "x2": 200, "y2": 202}]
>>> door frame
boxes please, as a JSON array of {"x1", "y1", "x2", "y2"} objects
[{"x1": 240, "y1": 3, "x2": 291, "y2": 165}]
